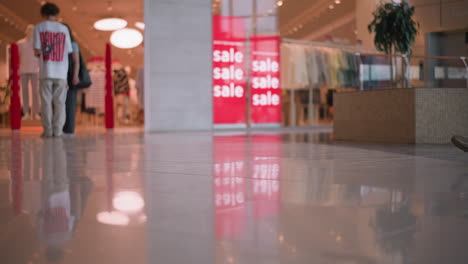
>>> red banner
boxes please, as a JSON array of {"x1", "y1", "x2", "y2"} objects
[
  {"x1": 250, "y1": 36, "x2": 282, "y2": 124},
  {"x1": 212, "y1": 15, "x2": 247, "y2": 125}
]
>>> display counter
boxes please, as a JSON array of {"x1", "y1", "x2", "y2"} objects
[{"x1": 334, "y1": 88, "x2": 468, "y2": 143}]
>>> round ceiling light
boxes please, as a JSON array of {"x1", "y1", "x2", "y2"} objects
[
  {"x1": 94, "y1": 18, "x2": 127, "y2": 31},
  {"x1": 135, "y1": 22, "x2": 145, "y2": 30},
  {"x1": 110, "y1": 28, "x2": 143, "y2": 49}
]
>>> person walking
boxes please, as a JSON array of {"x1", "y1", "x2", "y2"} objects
[
  {"x1": 17, "y1": 25, "x2": 40, "y2": 120},
  {"x1": 34, "y1": 2, "x2": 77, "y2": 138},
  {"x1": 62, "y1": 24, "x2": 80, "y2": 136}
]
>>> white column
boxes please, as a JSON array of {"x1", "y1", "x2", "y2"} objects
[{"x1": 144, "y1": 0, "x2": 213, "y2": 132}]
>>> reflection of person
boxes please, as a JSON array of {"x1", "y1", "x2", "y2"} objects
[
  {"x1": 34, "y1": 3, "x2": 75, "y2": 138},
  {"x1": 37, "y1": 138, "x2": 71, "y2": 261},
  {"x1": 452, "y1": 135, "x2": 468, "y2": 152},
  {"x1": 37, "y1": 138, "x2": 92, "y2": 262}
]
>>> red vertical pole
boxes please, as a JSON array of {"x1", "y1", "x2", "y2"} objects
[
  {"x1": 9, "y1": 43, "x2": 21, "y2": 130},
  {"x1": 105, "y1": 43, "x2": 114, "y2": 129}
]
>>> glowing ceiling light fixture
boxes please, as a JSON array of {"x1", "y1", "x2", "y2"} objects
[
  {"x1": 277, "y1": 1, "x2": 284, "y2": 7},
  {"x1": 335, "y1": 0, "x2": 341, "y2": 4},
  {"x1": 135, "y1": 22, "x2": 145, "y2": 30},
  {"x1": 110, "y1": 28, "x2": 143, "y2": 49},
  {"x1": 329, "y1": 4, "x2": 335, "y2": 9},
  {"x1": 94, "y1": 18, "x2": 127, "y2": 31},
  {"x1": 112, "y1": 191, "x2": 145, "y2": 212}
]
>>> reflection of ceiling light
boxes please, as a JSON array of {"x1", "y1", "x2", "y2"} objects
[
  {"x1": 335, "y1": 0, "x2": 341, "y2": 4},
  {"x1": 97, "y1": 211, "x2": 130, "y2": 226},
  {"x1": 135, "y1": 22, "x2": 145, "y2": 30},
  {"x1": 138, "y1": 214, "x2": 147, "y2": 223},
  {"x1": 110, "y1": 28, "x2": 143, "y2": 49},
  {"x1": 277, "y1": 1, "x2": 283, "y2": 6},
  {"x1": 94, "y1": 18, "x2": 127, "y2": 31},
  {"x1": 329, "y1": 4, "x2": 334, "y2": 9},
  {"x1": 113, "y1": 191, "x2": 145, "y2": 212}
]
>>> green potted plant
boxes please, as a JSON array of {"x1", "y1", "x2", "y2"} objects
[{"x1": 368, "y1": 2, "x2": 419, "y2": 88}]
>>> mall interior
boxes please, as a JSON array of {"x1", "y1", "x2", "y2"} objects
[{"x1": 1, "y1": 0, "x2": 468, "y2": 263}]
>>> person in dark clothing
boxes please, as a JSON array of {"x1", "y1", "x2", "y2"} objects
[{"x1": 62, "y1": 24, "x2": 80, "y2": 136}]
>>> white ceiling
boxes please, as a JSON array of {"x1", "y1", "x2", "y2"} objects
[
  {"x1": 0, "y1": 0, "x2": 144, "y2": 70},
  {"x1": 279, "y1": 0, "x2": 357, "y2": 43},
  {"x1": 0, "y1": 0, "x2": 356, "y2": 69}
]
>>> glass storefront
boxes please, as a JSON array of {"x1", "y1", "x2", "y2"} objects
[
  {"x1": 211, "y1": 0, "x2": 345, "y2": 129},
  {"x1": 212, "y1": 0, "x2": 282, "y2": 129},
  {"x1": 1, "y1": 0, "x2": 467, "y2": 131}
]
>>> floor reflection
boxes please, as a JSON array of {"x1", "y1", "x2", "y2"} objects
[
  {"x1": 0, "y1": 130, "x2": 467, "y2": 263},
  {"x1": 2, "y1": 133, "x2": 147, "y2": 263}
]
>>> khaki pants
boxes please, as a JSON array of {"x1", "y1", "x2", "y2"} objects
[{"x1": 40, "y1": 78, "x2": 68, "y2": 136}]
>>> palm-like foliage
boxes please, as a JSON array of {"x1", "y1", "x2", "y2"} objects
[{"x1": 368, "y1": 2, "x2": 419, "y2": 55}]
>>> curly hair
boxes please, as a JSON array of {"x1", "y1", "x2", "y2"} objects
[{"x1": 40, "y1": 2, "x2": 60, "y2": 17}]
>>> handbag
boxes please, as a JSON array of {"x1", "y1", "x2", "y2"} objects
[{"x1": 68, "y1": 51, "x2": 92, "y2": 89}]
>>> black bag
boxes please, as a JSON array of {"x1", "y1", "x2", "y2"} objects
[{"x1": 68, "y1": 51, "x2": 92, "y2": 89}]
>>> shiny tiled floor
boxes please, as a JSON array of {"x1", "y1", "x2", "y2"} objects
[{"x1": 1, "y1": 129, "x2": 468, "y2": 264}]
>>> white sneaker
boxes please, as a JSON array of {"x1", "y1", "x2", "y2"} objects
[
  {"x1": 62, "y1": 133, "x2": 75, "y2": 138},
  {"x1": 41, "y1": 132, "x2": 53, "y2": 138}
]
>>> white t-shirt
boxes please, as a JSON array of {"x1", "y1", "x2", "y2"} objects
[
  {"x1": 34, "y1": 21, "x2": 73, "y2": 80},
  {"x1": 17, "y1": 38, "x2": 39, "y2": 74}
]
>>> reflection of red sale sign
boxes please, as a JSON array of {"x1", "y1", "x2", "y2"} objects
[
  {"x1": 251, "y1": 135, "x2": 281, "y2": 217},
  {"x1": 250, "y1": 36, "x2": 282, "y2": 124},
  {"x1": 213, "y1": 136, "x2": 247, "y2": 238},
  {"x1": 213, "y1": 15, "x2": 246, "y2": 125}
]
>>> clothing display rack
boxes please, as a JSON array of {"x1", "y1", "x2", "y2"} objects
[
  {"x1": 282, "y1": 38, "x2": 379, "y2": 54},
  {"x1": 281, "y1": 38, "x2": 379, "y2": 127}
]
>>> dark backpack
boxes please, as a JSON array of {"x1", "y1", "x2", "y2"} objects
[{"x1": 68, "y1": 51, "x2": 92, "y2": 89}]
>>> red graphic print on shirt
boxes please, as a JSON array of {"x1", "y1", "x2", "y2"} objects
[
  {"x1": 44, "y1": 207, "x2": 69, "y2": 233},
  {"x1": 40, "y1": 32, "x2": 66, "y2": 62}
]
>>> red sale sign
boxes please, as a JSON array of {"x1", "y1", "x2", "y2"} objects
[
  {"x1": 213, "y1": 15, "x2": 247, "y2": 125},
  {"x1": 250, "y1": 36, "x2": 282, "y2": 124}
]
